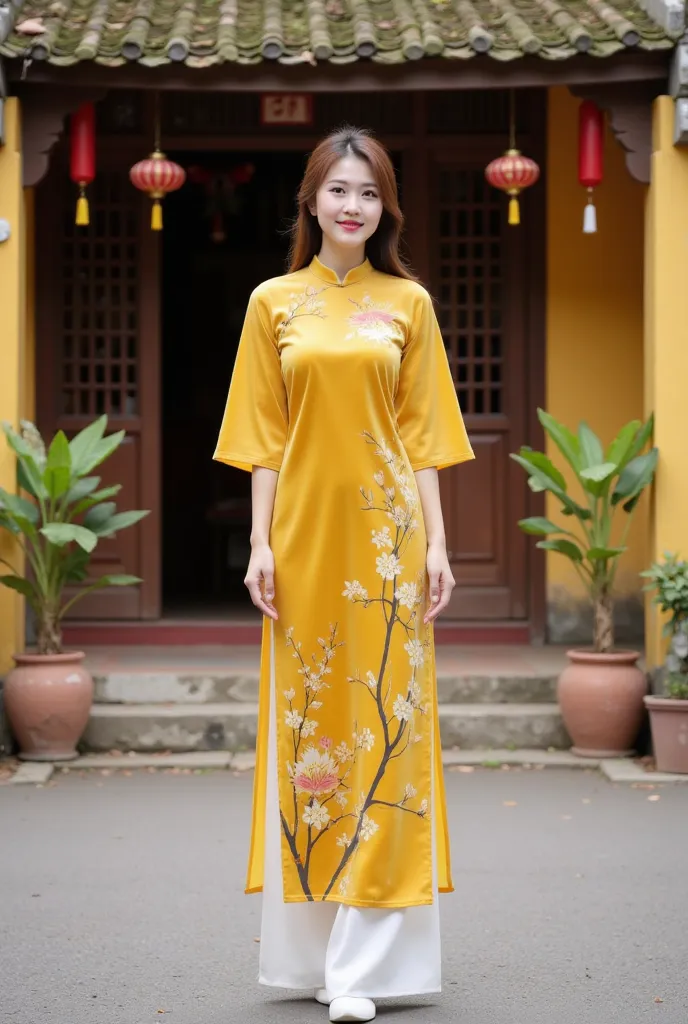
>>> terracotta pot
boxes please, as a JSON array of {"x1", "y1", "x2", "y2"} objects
[
  {"x1": 644, "y1": 696, "x2": 688, "y2": 774},
  {"x1": 3, "y1": 652, "x2": 93, "y2": 761},
  {"x1": 557, "y1": 649, "x2": 647, "y2": 758}
]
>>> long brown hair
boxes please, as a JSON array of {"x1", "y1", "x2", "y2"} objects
[{"x1": 289, "y1": 125, "x2": 417, "y2": 281}]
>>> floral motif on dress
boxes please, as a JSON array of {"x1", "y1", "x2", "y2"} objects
[
  {"x1": 280, "y1": 432, "x2": 430, "y2": 902},
  {"x1": 345, "y1": 296, "x2": 404, "y2": 348},
  {"x1": 277, "y1": 286, "x2": 327, "y2": 340}
]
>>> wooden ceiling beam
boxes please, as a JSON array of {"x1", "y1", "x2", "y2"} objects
[{"x1": 6, "y1": 50, "x2": 671, "y2": 93}]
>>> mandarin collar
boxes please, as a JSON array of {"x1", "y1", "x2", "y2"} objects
[{"x1": 309, "y1": 255, "x2": 373, "y2": 287}]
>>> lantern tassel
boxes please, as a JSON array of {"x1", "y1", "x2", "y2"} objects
[
  {"x1": 151, "y1": 199, "x2": 163, "y2": 231},
  {"x1": 508, "y1": 196, "x2": 520, "y2": 226},
  {"x1": 75, "y1": 185, "x2": 89, "y2": 227},
  {"x1": 583, "y1": 189, "x2": 597, "y2": 234}
]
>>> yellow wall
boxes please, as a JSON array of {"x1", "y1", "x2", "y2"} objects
[
  {"x1": 0, "y1": 99, "x2": 27, "y2": 673},
  {"x1": 644, "y1": 97, "x2": 688, "y2": 667},
  {"x1": 546, "y1": 87, "x2": 647, "y2": 624}
]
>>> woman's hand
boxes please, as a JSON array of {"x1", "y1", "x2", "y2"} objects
[
  {"x1": 245, "y1": 543, "x2": 278, "y2": 620},
  {"x1": 423, "y1": 542, "x2": 455, "y2": 624}
]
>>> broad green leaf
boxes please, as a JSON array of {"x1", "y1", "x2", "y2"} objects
[
  {"x1": 0, "y1": 487, "x2": 39, "y2": 524},
  {"x1": 0, "y1": 575, "x2": 38, "y2": 608},
  {"x1": 84, "y1": 502, "x2": 117, "y2": 532},
  {"x1": 72, "y1": 485, "x2": 122, "y2": 518},
  {"x1": 40, "y1": 523, "x2": 98, "y2": 552},
  {"x1": 606, "y1": 421, "x2": 641, "y2": 469},
  {"x1": 68, "y1": 417, "x2": 107, "y2": 476},
  {"x1": 3, "y1": 424, "x2": 47, "y2": 499},
  {"x1": 536, "y1": 538, "x2": 584, "y2": 562},
  {"x1": 79, "y1": 431, "x2": 126, "y2": 476},
  {"x1": 512, "y1": 454, "x2": 590, "y2": 520},
  {"x1": 580, "y1": 463, "x2": 617, "y2": 484},
  {"x1": 65, "y1": 476, "x2": 101, "y2": 504},
  {"x1": 511, "y1": 454, "x2": 566, "y2": 495},
  {"x1": 517, "y1": 517, "x2": 564, "y2": 536},
  {"x1": 578, "y1": 422, "x2": 604, "y2": 470},
  {"x1": 44, "y1": 430, "x2": 72, "y2": 500},
  {"x1": 623, "y1": 413, "x2": 654, "y2": 466},
  {"x1": 0, "y1": 512, "x2": 20, "y2": 535},
  {"x1": 92, "y1": 509, "x2": 149, "y2": 537},
  {"x1": 587, "y1": 546, "x2": 627, "y2": 561},
  {"x1": 17, "y1": 459, "x2": 46, "y2": 501},
  {"x1": 513, "y1": 449, "x2": 567, "y2": 492},
  {"x1": 537, "y1": 409, "x2": 581, "y2": 472},
  {"x1": 612, "y1": 448, "x2": 658, "y2": 506},
  {"x1": 579, "y1": 461, "x2": 618, "y2": 496},
  {"x1": 99, "y1": 574, "x2": 142, "y2": 586}
]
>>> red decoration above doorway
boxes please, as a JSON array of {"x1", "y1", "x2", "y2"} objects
[
  {"x1": 578, "y1": 101, "x2": 605, "y2": 234},
  {"x1": 485, "y1": 90, "x2": 539, "y2": 227},
  {"x1": 130, "y1": 150, "x2": 186, "y2": 230},
  {"x1": 70, "y1": 103, "x2": 96, "y2": 227},
  {"x1": 186, "y1": 162, "x2": 256, "y2": 242}
]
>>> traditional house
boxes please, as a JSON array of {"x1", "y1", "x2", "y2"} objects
[{"x1": 0, "y1": 0, "x2": 687, "y2": 673}]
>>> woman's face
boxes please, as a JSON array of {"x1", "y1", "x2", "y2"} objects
[{"x1": 311, "y1": 155, "x2": 383, "y2": 253}]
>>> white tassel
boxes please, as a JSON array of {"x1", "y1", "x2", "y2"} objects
[{"x1": 583, "y1": 199, "x2": 597, "y2": 234}]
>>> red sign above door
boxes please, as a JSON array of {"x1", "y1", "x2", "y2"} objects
[{"x1": 260, "y1": 94, "x2": 313, "y2": 127}]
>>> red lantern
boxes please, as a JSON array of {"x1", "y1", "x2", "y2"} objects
[
  {"x1": 129, "y1": 149, "x2": 186, "y2": 231},
  {"x1": 485, "y1": 149, "x2": 540, "y2": 226},
  {"x1": 578, "y1": 101, "x2": 604, "y2": 234},
  {"x1": 70, "y1": 103, "x2": 95, "y2": 227}
]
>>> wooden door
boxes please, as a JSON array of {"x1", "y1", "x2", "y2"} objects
[
  {"x1": 430, "y1": 159, "x2": 532, "y2": 620},
  {"x1": 36, "y1": 161, "x2": 161, "y2": 619}
]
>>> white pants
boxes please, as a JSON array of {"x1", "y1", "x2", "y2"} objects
[{"x1": 258, "y1": 639, "x2": 442, "y2": 999}]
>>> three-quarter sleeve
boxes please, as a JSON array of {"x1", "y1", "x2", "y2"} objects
[
  {"x1": 213, "y1": 288, "x2": 288, "y2": 473},
  {"x1": 395, "y1": 286, "x2": 475, "y2": 471}
]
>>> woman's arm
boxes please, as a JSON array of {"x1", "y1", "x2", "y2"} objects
[
  {"x1": 245, "y1": 466, "x2": 279, "y2": 620},
  {"x1": 414, "y1": 467, "x2": 455, "y2": 625}
]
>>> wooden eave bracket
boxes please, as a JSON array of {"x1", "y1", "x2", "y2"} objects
[
  {"x1": 19, "y1": 83, "x2": 105, "y2": 186},
  {"x1": 571, "y1": 82, "x2": 659, "y2": 183}
]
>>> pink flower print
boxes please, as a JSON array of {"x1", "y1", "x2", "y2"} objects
[
  {"x1": 346, "y1": 298, "x2": 402, "y2": 347},
  {"x1": 320, "y1": 736, "x2": 333, "y2": 750},
  {"x1": 293, "y1": 746, "x2": 340, "y2": 796},
  {"x1": 349, "y1": 309, "x2": 395, "y2": 327}
]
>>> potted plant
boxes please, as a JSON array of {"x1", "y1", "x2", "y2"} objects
[
  {"x1": 641, "y1": 554, "x2": 688, "y2": 774},
  {"x1": 511, "y1": 410, "x2": 658, "y2": 757},
  {"x1": 0, "y1": 417, "x2": 149, "y2": 761}
]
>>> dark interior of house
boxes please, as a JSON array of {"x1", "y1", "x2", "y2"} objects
[{"x1": 161, "y1": 150, "x2": 306, "y2": 615}]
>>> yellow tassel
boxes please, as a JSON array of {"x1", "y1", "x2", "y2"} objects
[
  {"x1": 508, "y1": 196, "x2": 520, "y2": 226},
  {"x1": 151, "y1": 199, "x2": 163, "y2": 231},
  {"x1": 76, "y1": 194, "x2": 89, "y2": 226}
]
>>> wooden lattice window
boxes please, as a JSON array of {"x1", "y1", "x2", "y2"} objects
[
  {"x1": 436, "y1": 168, "x2": 503, "y2": 416},
  {"x1": 60, "y1": 172, "x2": 140, "y2": 417}
]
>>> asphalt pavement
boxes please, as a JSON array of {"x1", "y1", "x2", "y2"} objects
[{"x1": 1, "y1": 766, "x2": 686, "y2": 1024}]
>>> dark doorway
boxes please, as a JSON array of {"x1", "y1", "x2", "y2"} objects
[{"x1": 161, "y1": 150, "x2": 306, "y2": 615}]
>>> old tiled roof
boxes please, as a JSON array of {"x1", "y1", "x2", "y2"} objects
[{"x1": 0, "y1": 0, "x2": 679, "y2": 69}]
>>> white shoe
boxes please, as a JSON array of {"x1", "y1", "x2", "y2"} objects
[
  {"x1": 328, "y1": 996, "x2": 376, "y2": 1022},
  {"x1": 315, "y1": 988, "x2": 331, "y2": 1005}
]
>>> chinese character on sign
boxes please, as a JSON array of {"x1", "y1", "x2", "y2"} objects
[{"x1": 260, "y1": 94, "x2": 313, "y2": 126}]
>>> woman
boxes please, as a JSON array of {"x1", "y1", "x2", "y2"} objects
[{"x1": 214, "y1": 126, "x2": 474, "y2": 1023}]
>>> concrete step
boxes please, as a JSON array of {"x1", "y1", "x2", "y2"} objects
[
  {"x1": 92, "y1": 670, "x2": 558, "y2": 706},
  {"x1": 82, "y1": 702, "x2": 569, "y2": 754}
]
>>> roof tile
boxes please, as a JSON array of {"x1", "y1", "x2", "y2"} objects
[{"x1": 0, "y1": 0, "x2": 679, "y2": 68}]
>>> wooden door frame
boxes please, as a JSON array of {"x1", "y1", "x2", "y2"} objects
[
  {"x1": 35, "y1": 145, "x2": 162, "y2": 618},
  {"x1": 400, "y1": 93, "x2": 547, "y2": 641},
  {"x1": 34, "y1": 90, "x2": 547, "y2": 638}
]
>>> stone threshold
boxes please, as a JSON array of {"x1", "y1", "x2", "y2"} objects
[{"x1": 6, "y1": 750, "x2": 688, "y2": 785}]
